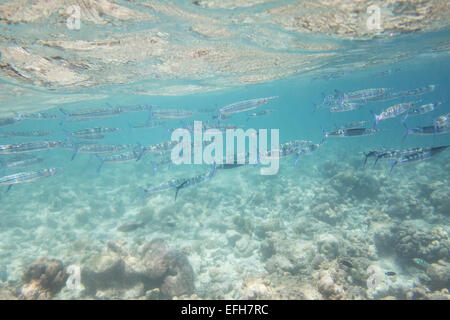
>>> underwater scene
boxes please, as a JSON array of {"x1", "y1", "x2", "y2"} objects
[{"x1": 0, "y1": 0, "x2": 449, "y2": 300}]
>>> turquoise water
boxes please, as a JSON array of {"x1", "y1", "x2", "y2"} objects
[{"x1": 0, "y1": 1, "x2": 449, "y2": 300}]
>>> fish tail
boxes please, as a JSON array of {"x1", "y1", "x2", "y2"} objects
[
  {"x1": 136, "y1": 143, "x2": 144, "y2": 161},
  {"x1": 373, "y1": 155, "x2": 380, "y2": 168},
  {"x1": 71, "y1": 144, "x2": 79, "y2": 161},
  {"x1": 127, "y1": 121, "x2": 133, "y2": 131},
  {"x1": 95, "y1": 154, "x2": 104, "y2": 173},
  {"x1": 59, "y1": 108, "x2": 68, "y2": 125},
  {"x1": 320, "y1": 126, "x2": 328, "y2": 141},
  {"x1": 401, "y1": 115, "x2": 409, "y2": 141},
  {"x1": 389, "y1": 159, "x2": 398, "y2": 175},
  {"x1": 146, "y1": 105, "x2": 153, "y2": 124},
  {"x1": 174, "y1": 180, "x2": 188, "y2": 201},
  {"x1": 370, "y1": 111, "x2": 379, "y2": 130},
  {"x1": 363, "y1": 153, "x2": 369, "y2": 166},
  {"x1": 139, "y1": 188, "x2": 147, "y2": 205},
  {"x1": 209, "y1": 163, "x2": 217, "y2": 178}
]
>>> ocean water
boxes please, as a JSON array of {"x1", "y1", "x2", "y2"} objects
[{"x1": 0, "y1": 1, "x2": 449, "y2": 300}]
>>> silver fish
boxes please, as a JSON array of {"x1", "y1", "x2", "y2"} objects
[
  {"x1": 0, "y1": 167, "x2": 63, "y2": 191},
  {"x1": 71, "y1": 127, "x2": 119, "y2": 137},
  {"x1": 219, "y1": 96, "x2": 278, "y2": 117},
  {"x1": 433, "y1": 113, "x2": 449, "y2": 129},
  {"x1": 136, "y1": 141, "x2": 180, "y2": 161},
  {"x1": 17, "y1": 112, "x2": 58, "y2": 120},
  {"x1": 330, "y1": 102, "x2": 365, "y2": 112},
  {"x1": 323, "y1": 127, "x2": 378, "y2": 138},
  {"x1": 372, "y1": 101, "x2": 418, "y2": 128},
  {"x1": 246, "y1": 109, "x2": 275, "y2": 120},
  {"x1": 1, "y1": 155, "x2": 44, "y2": 172},
  {"x1": 0, "y1": 130, "x2": 53, "y2": 138},
  {"x1": 341, "y1": 88, "x2": 392, "y2": 102},
  {"x1": 59, "y1": 107, "x2": 123, "y2": 121},
  {"x1": 0, "y1": 141, "x2": 60, "y2": 154},
  {"x1": 0, "y1": 116, "x2": 21, "y2": 127},
  {"x1": 389, "y1": 145, "x2": 449, "y2": 173},
  {"x1": 152, "y1": 109, "x2": 194, "y2": 119},
  {"x1": 71, "y1": 144, "x2": 131, "y2": 160},
  {"x1": 142, "y1": 165, "x2": 216, "y2": 201},
  {"x1": 132, "y1": 121, "x2": 166, "y2": 129},
  {"x1": 407, "y1": 102, "x2": 441, "y2": 117},
  {"x1": 96, "y1": 151, "x2": 139, "y2": 172},
  {"x1": 397, "y1": 84, "x2": 436, "y2": 97}
]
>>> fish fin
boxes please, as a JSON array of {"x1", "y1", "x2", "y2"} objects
[
  {"x1": 294, "y1": 153, "x2": 299, "y2": 166},
  {"x1": 5, "y1": 185, "x2": 12, "y2": 193},
  {"x1": 174, "y1": 180, "x2": 188, "y2": 201},
  {"x1": 389, "y1": 159, "x2": 397, "y2": 174}
]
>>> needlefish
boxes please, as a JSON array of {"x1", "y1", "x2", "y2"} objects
[
  {"x1": 433, "y1": 113, "x2": 449, "y2": 129},
  {"x1": 217, "y1": 152, "x2": 255, "y2": 170},
  {"x1": 135, "y1": 141, "x2": 179, "y2": 161},
  {"x1": 17, "y1": 112, "x2": 58, "y2": 120},
  {"x1": 0, "y1": 130, "x2": 53, "y2": 138},
  {"x1": 218, "y1": 96, "x2": 278, "y2": 119},
  {"x1": 363, "y1": 147, "x2": 423, "y2": 167},
  {"x1": 142, "y1": 165, "x2": 217, "y2": 201},
  {"x1": 1, "y1": 155, "x2": 44, "y2": 173},
  {"x1": 339, "y1": 121, "x2": 367, "y2": 129},
  {"x1": 402, "y1": 116, "x2": 450, "y2": 140},
  {"x1": 0, "y1": 167, "x2": 63, "y2": 192},
  {"x1": 407, "y1": 102, "x2": 441, "y2": 117},
  {"x1": 0, "y1": 115, "x2": 22, "y2": 127},
  {"x1": 71, "y1": 144, "x2": 131, "y2": 160},
  {"x1": 0, "y1": 141, "x2": 60, "y2": 154},
  {"x1": 132, "y1": 121, "x2": 166, "y2": 129},
  {"x1": 151, "y1": 109, "x2": 194, "y2": 119},
  {"x1": 330, "y1": 102, "x2": 365, "y2": 112},
  {"x1": 246, "y1": 109, "x2": 275, "y2": 121},
  {"x1": 59, "y1": 106, "x2": 123, "y2": 123},
  {"x1": 322, "y1": 127, "x2": 378, "y2": 139},
  {"x1": 389, "y1": 145, "x2": 450, "y2": 173},
  {"x1": 339, "y1": 88, "x2": 392, "y2": 102},
  {"x1": 397, "y1": 84, "x2": 436, "y2": 97},
  {"x1": 95, "y1": 151, "x2": 139, "y2": 172},
  {"x1": 69, "y1": 127, "x2": 119, "y2": 140},
  {"x1": 371, "y1": 101, "x2": 418, "y2": 128}
]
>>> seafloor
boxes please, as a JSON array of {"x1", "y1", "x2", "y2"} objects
[
  {"x1": 0, "y1": 0, "x2": 449, "y2": 300},
  {"x1": 0, "y1": 144, "x2": 448, "y2": 300}
]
